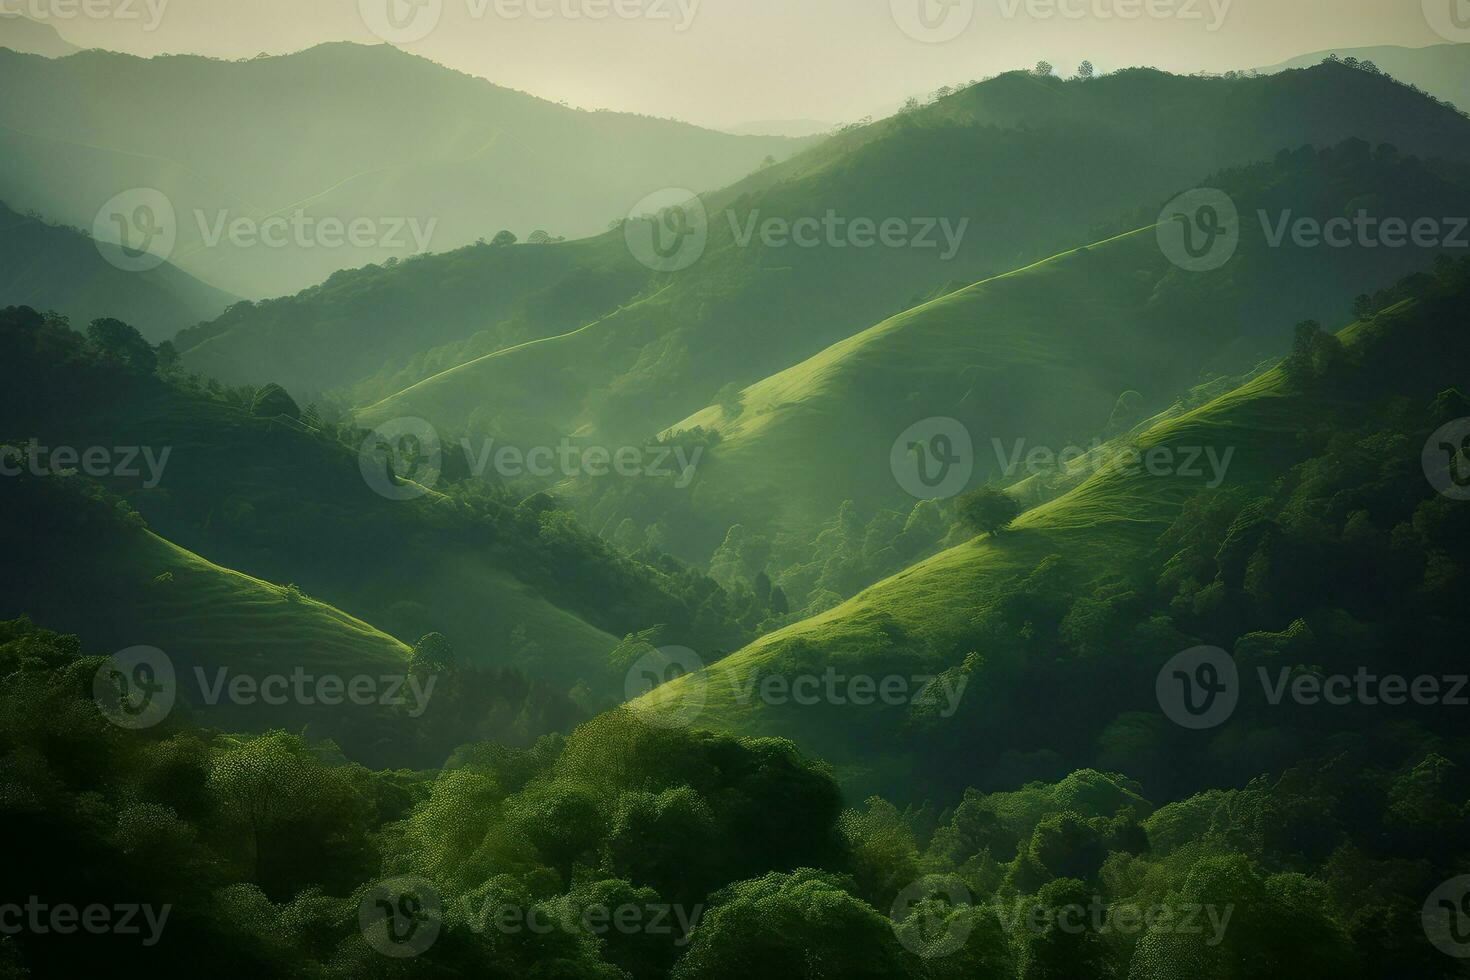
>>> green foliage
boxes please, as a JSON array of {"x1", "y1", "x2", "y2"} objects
[
  {"x1": 0, "y1": 306, "x2": 763, "y2": 726},
  {"x1": 86, "y1": 317, "x2": 156, "y2": 373},
  {"x1": 671, "y1": 870, "x2": 919, "y2": 980},
  {"x1": 3, "y1": 606, "x2": 1470, "y2": 977},
  {"x1": 957, "y1": 487, "x2": 1023, "y2": 536},
  {"x1": 10, "y1": 55, "x2": 1470, "y2": 980}
]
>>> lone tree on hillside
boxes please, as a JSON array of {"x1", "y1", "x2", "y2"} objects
[
  {"x1": 713, "y1": 382, "x2": 745, "y2": 419},
  {"x1": 1285, "y1": 319, "x2": 1347, "y2": 384},
  {"x1": 411, "y1": 633, "x2": 457, "y2": 675},
  {"x1": 1034, "y1": 61, "x2": 1054, "y2": 78},
  {"x1": 958, "y1": 486, "x2": 1022, "y2": 536},
  {"x1": 1077, "y1": 60, "x2": 1095, "y2": 80}
]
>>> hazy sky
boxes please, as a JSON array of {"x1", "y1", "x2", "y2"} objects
[{"x1": 20, "y1": 0, "x2": 1459, "y2": 128}]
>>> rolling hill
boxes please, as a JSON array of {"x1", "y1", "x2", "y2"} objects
[
  {"x1": 346, "y1": 62, "x2": 1470, "y2": 458},
  {"x1": 0, "y1": 42, "x2": 813, "y2": 298},
  {"x1": 0, "y1": 470, "x2": 411, "y2": 679},
  {"x1": 621, "y1": 142, "x2": 1470, "y2": 552},
  {"x1": 633, "y1": 258, "x2": 1470, "y2": 801},
  {"x1": 0, "y1": 199, "x2": 235, "y2": 340},
  {"x1": 0, "y1": 306, "x2": 760, "y2": 703},
  {"x1": 1260, "y1": 42, "x2": 1470, "y2": 108},
  {"x1": 176, "y1": 235, "x2": 649, "y2": 399},
  {"x1": 0, "y1": 466, "x2": 426, "y2": 748}
]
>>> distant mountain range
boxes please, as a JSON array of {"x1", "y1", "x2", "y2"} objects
[
  {"x1": 1258, "y1": 42, "x2": 1470, "y2": 108},
  {"x1": 198, "y1": 62, "x2": 1470, "y2": 430},
  {"x1": 0, "y1": 199, "x2": 234, "y2": 340},
  {"x1": 0, "y1": 13, "x2": 76, "y2": 57},
  {"x1": 0, "y1": 41, "x2": 816, "y2": 298}
]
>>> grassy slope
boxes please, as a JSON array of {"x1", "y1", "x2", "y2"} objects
[
  {"x1": 1, "y1": 370, "x2": 625, "y2": 689},
  {"x1": 630, "y1": 318, "x2": 1373, "y2": 773},
  {"x1": 350, "y1": 64, "x2": 1470, "y2": 468},
  {"x1": 0, "y1": 483, "x2": 410, "y2": 677},
  {"x1": 135, "y1": 395, "x2": 626, "y2": 686},
  {"x1": 663, "y1": 229, "x2": 1163, "y2": 528},
  {"x1": 178, "y1": 236, "x2": 647, "y2": 399},
  {"x1": 625, "y1": 146, "x2": 1470, "y2": 554}
]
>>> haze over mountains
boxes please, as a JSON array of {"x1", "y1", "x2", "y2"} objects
[
  {"x1": 0, "y1": 199, "x2": 234, "y2": 339},
  {"x1": 0, "y1": 40, "x2": 812, "y2": 297},
  {"x1": 180, "y1": 60, "x2": 1470, "y2": 561},
  {"x1": 1259, "y1": 42, "x2": 1470, "y2": 106},
  {"x1": 10, "y1": 31, "x2": 1470, "y2": 725},
  {"x1": 0, "y1": 12, "x2": 76, "y2": 57}
]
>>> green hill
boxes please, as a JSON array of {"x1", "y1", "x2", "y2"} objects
[
  {"x1": 1260, "y1": 43, "x2": 1470, "y2": 108},
  {"x1": 350, "y1": 64, "x2": 1470, "y2": 460},
  {"x1": 176, "y1": 235, "x2": 648, "y2": 399},
  {"x1": 620, "y1": 143, "x2": 1470, "y2": 554},
  {"x1": 0, "y1": 42, "x2": 812, "y2": 298},
  {"x1": 0, "y1": 199, "x2": 235, "y2": 341},
  {"x1": 0, "y1": 472, "x2": 410, "y2": 677},
  {"x1": 632, "y1": 257, "x2": 1470, "y2": 801},
  {"x1": 1, "y1": 306, "x2": 765, "y2": 702}
]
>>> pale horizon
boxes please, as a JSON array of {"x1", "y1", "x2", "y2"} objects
[{"x1": 8, "y1": 0, "x2": 1461, "y2": 129}]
